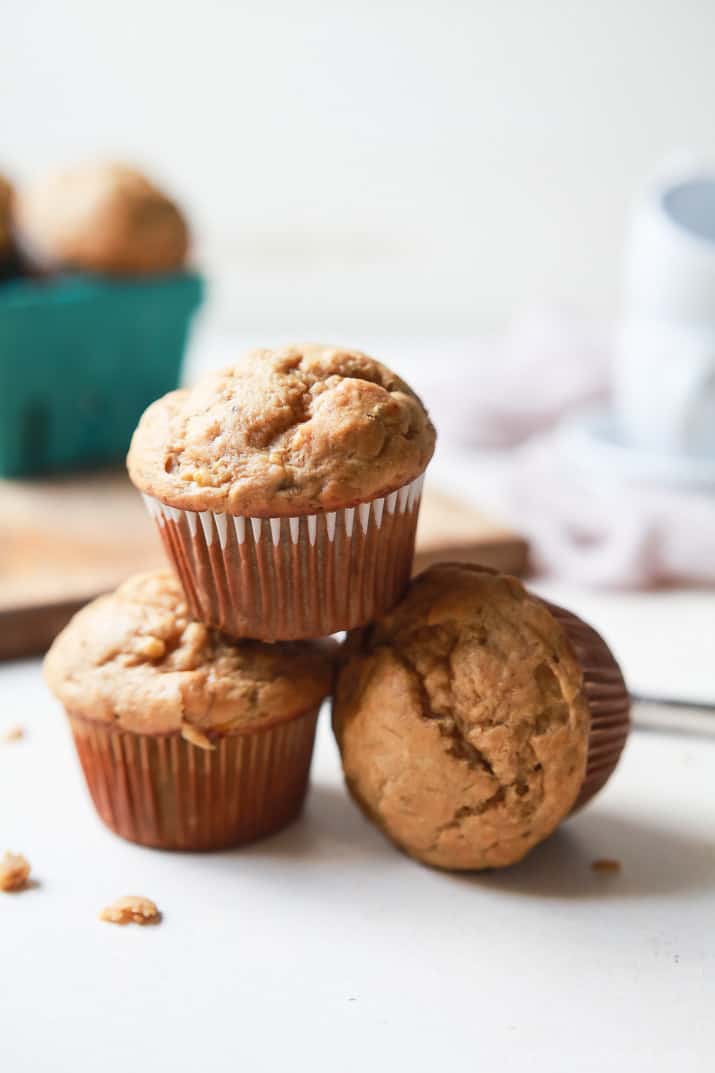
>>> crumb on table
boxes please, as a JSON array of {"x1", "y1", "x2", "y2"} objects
[
  {"x1": 0, "y1": 851, "x2": 31, "y2": 892},
  {"x1": 591, "y1": 858, "x2": 622, "y2": 874},
  {"x1": 99, "y1": 895, "x2": 161, "y2": 926},
  {"x1": 2, "y1": 726, "x2": 24, "y2": 744}
]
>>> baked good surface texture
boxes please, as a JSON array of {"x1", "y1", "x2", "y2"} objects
[
  {"x1": 14, "y1": 162, "x2": 188, "y2": 274},
  {"x1": 128, "y1": 343, "x2": 436, "y2": 516},
  {"x1": 0, "y1": 174, "x2": 13, "y2": 255},
  {"x1": 45, "y1": 570, "x2": 333, "y2": 737},
  {"x1": 332, "y1": 563, "x2": 590, "y2": 870}
]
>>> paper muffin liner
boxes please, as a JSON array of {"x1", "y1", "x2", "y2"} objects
[
  {"x1": 142, "y1": 472, "x2": 426, "y2": 641},
  {"x1": 546, "y1": 602, "x2": 631, "y2": 811},
  {"x1": 67, "y1": 705, "x2": 320, "y2": 851}
]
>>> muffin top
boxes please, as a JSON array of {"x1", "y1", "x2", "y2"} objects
[
  {"x1": 44, "y1": 571, "x2": 334, "y2": 741},
  {"x1": 128, "y1": 343, "x2": 436, "y2": 516},
  {"x1": 333, "y1": 563, "x2": 590, "y2": 870},
  {"x1": 0, "y1": 174, "x2": 14, "y2": 255},
  {"x1": 14, "y1": 162, "x2": 189, "y2": 275}
]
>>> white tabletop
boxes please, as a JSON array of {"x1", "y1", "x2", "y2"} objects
[{"x1": 1, "y1": 658, "x2": 713, "y2": 1072}]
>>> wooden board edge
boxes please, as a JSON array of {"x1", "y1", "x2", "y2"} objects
[
  {"x1": 412, "y1": 539, "x2": 529, "y2": 578},
  {"x1": 0, "y1": 597, "x2": 95, "y2": 661}
]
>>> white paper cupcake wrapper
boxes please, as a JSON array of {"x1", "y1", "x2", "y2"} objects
[
  {"x1": 143, "y1": 473, "x2": 426, "y2": 640},
  {"x1": 143, "y1": 474, "x2": 424, "y2": 547}
]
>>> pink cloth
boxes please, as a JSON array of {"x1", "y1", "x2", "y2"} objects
[
  {"x1": 420, "y1": 306, "x2": 715, "y2": 588},
  {"x1": 509, "y1": 437, "x2": 715, "y2": 587},
  {"x1": 421, "y1": 306, "x2": 611, "y2": 447}
]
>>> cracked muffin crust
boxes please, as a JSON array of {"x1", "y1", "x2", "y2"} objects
[
  {"x1": 128, "y1": 343, "x2": 436, "y2": 516},
  {"x1": 14, "y1": 162, "x2": 189, "y2": 275},
  {"x1": 332, "y1": 563, "x2": 591, "y2": 871},
  {"x1": 44, "y1": 570, "x2": 334, "y2": 738}
]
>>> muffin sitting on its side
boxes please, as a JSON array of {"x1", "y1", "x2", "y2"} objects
[
  {"x1": 14, "y1": 162, "x2": 189, "y2": 276},
  {"x1": 333, "y1": 563, "x2": 629, "y2": 871},
  {"x1": 45, "y1": 571, "x2": 334, "y2": 850}
]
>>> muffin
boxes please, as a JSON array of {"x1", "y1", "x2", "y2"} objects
[
  {"x1": 14, "y1": 162, "x2": 189, "y2": 276},
  {"x1": 44, "y1": 571, "x2": 334, "y2": 850},
  {"x1": 0, "y1": 173, "x2": 18, "y2": 277},
  {"x1": 128, "y1": 343, "x2": 436, "y2": 641},
  {"x1": 332, "y1": 563, "x2": 630, "y2": 871}
]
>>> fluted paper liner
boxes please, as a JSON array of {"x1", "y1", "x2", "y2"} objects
[
  {"x1": 547, "y1": 603, "x2": 631, "y2": 810},
  {"x1": 68, "y1": 705, "x2": 320, "y2": 851},
  {"x1": 143, "y1": 473, "x2": 426, "y2": 641}
]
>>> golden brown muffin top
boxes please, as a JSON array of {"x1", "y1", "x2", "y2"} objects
[
  {"x1": 333, "y1": 563, "x2": 590, "y2": 871},
  {"x1": 44, "y1": 571, "x2": 334, "y2": 739},
  {"x1": 0, "y1": 174, "x2": 14, "y2": 254},
  {"x1": 14, "y1": 162, "x2": 188, "y2": 275},
  {"x1": 128, "y1": 343, "x2": 436, "y2": 516}
]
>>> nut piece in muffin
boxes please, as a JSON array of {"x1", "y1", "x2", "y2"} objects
[
  {"x1": 44, "y1": 571, "x2": 335, "y2": 850},
  {"x1": 332, "y1": 564, "x2": 591, "y2": 871},
  {"x1": 14, "y1": 162, "x2": 189, "y2": 276},
  {"x1": 128, "y1": 343, "x2": 436, "y2": 517}
]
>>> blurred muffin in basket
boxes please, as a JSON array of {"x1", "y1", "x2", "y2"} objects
[
  {"x1": 14, "y1": 162, "x2": 189, "y2": 276},
  {"x1": 0, "y1": 174, "x2": 13, "y2": 252},
  {"x1": 44, "y1": 570, "x2": 334, "y2": 850},
  {"x1": 0, "y1": 173, "x2": 19, "y2": 278},
  {"x1": 0, "y1": 161, "x2": 202, "y2": 478}
]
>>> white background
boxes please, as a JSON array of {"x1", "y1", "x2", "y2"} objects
[{"x1": 4, "y1": 0, "x2": 715, "y2": 333}]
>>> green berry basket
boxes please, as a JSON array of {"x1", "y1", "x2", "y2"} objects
[{"x1": 0, "y1": 271, "x2": 203, "y2": 477}]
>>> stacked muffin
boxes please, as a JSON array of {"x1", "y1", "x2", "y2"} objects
[
  {"x1": 46, "y1": 343, "x2": 630, "y2": 868},
  {"x1": 46, "y1": 343, "x2": 436, "y2": 851}
]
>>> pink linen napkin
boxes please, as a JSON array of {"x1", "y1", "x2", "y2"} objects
[
  {"x1": 418, "y1": 305, "x2": 715, "y2": 587},
  {"x1": 509, "y1": 436, "x2": 715, "y2": 587}
]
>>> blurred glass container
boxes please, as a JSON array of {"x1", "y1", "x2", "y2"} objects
[
  {"x1": 616, "y1": 160, "x2": 715, "y2": 457},
  {"x1": 0, "y1": 271, "x2": 203, "y2": 477}
]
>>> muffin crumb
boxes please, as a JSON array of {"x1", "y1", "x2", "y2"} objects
[
  {"x1": 0, "y1": 851, "x2": 31, "y2": 892},
  {"x1": 2, "y1": 725, "x2": 24, "y2": 743},
  {"x1": 99, "y1": 895, "x2": 161, "y2": 925},
  {"x1": 591, "y1": 858, "x2": 622, "y2": 874}
]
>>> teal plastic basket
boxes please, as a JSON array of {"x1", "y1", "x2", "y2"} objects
[{"x1": 0, "y1": 271, "x2": 203, "y2": 477}]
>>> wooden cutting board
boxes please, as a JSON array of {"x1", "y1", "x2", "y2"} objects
[{"x1": 0, "y1": 472, "x2": 527, "y2": 660}]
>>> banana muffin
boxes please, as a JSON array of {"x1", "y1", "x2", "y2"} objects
[
  {"x1": 332, "y1": 563, "x2": 629, "y2": 871},
  {"x1": 0, "y1": 173, "x2": 18, "y2": 276},
  {"x1": 14, "y1": 162, "x2": 189, "y2": 276},
  {"x1": 128, "y1": 343, "x2": 436, "y2": 640},
  {"x1": 45, "y1": 571, "x2": 334, "y2": 850},
  {"x1": 0, "y1": 174, "x2": 13, "y2": 257}
]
